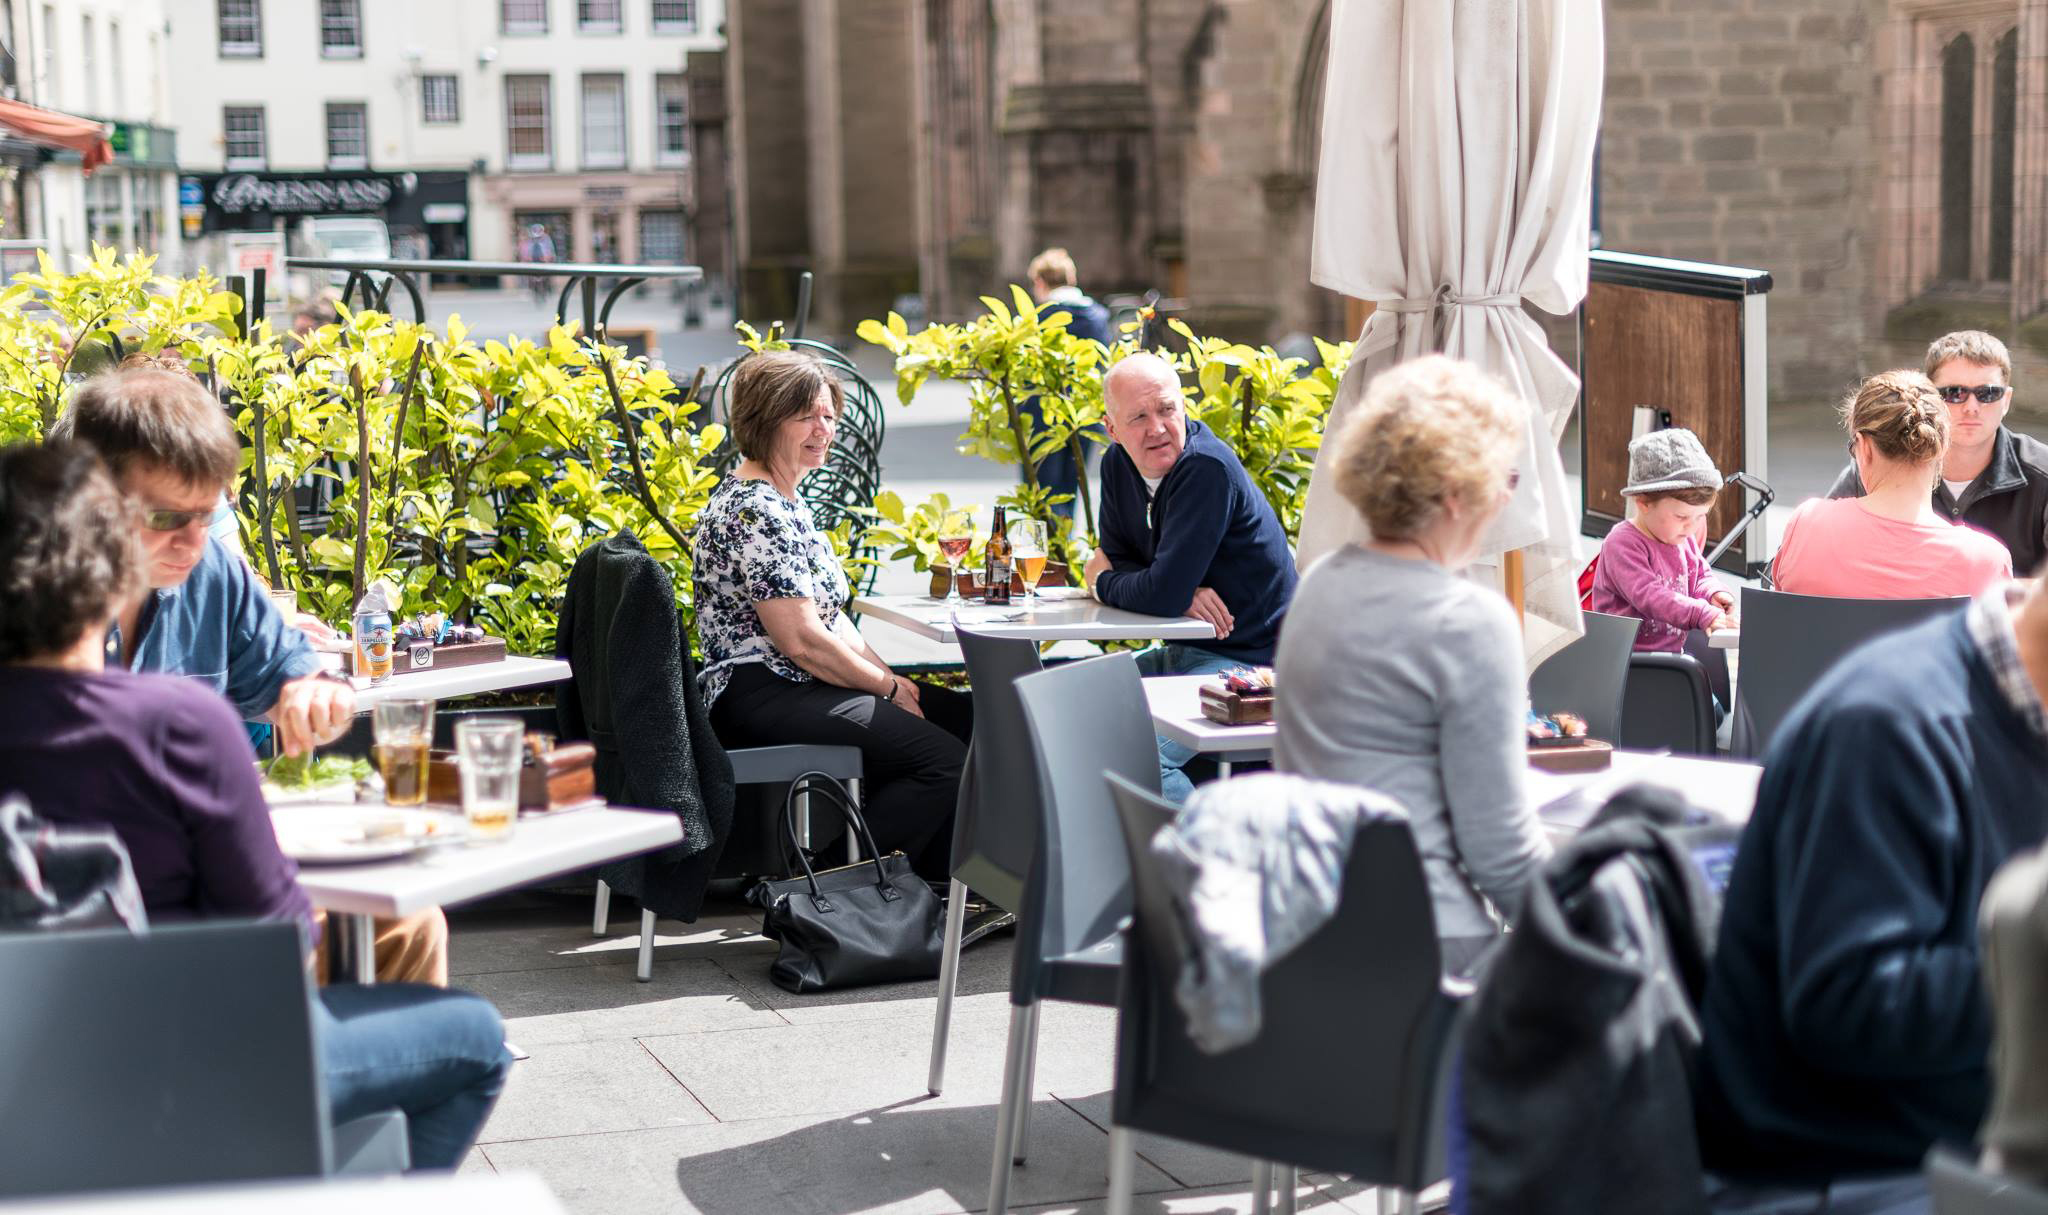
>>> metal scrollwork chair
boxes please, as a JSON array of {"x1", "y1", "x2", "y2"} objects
[{"x1": 708, "y1": 338, "x2": 887, "y2": 597}]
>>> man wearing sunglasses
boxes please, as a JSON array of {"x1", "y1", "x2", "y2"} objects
[
  {"x1": 1829, "y1": 330, "x2": 2048, "y2": 575},
  {"x1": 50, "y1": 367, "x2": 353, "y2": 756}
]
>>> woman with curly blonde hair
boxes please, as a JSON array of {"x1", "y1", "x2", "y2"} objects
[
  {"x1": 1273, "y1": 355, "x2": 1548, "y2": 974},
  {"x1": 1773, "y1": 369, "x2": 2012, "y2": 599}
]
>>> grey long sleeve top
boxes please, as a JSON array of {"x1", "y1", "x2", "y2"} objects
[{"x1": 1273, "y1": 546, "x2": 1551, "y2": 941}]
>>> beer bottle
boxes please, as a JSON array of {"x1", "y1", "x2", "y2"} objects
[{"x1": 985, "y1": 506, "x2": 1013, "y2": 605}]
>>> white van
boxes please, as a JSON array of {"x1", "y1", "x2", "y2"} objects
[{"x1": 295, "y1": 217, "x2": 391, "y2": 284}]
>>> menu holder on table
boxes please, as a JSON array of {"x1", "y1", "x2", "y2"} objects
[
  {"x1": 1527, "y1": 739, "x2": 1614, "y2": 773},
  {"x1": 385, "y1": 635, "x2": 509, "y2": 676},
  {"x1": 1199, "y1": 683, "x2": 1274, "y2": 726}
]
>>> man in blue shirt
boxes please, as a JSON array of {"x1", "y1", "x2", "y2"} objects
[
  {"x1": 54, "y1": 367, "x2": 354, "y2": 756},
  {"x1": 1695, "y1": 581, "x2": 2048, "y2": 1214},
  {"x1": 1082, "y1": 351, "x2": 1297, "y2": 800}
]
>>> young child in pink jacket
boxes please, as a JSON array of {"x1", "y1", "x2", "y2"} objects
[{"x1": 1590, "y1": 428, "x2": 1738, "y2": 652}]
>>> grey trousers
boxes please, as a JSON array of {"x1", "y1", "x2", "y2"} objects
[{"x1": 1703, "y1": 1173, "x2": 1930, "y2": 1215}]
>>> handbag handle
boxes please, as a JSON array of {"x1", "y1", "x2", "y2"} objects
[{"x1": 780, "y1": 773, "x2": 899, "y2": 911}]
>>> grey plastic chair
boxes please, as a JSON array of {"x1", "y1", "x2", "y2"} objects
[
  {"x1": 984, "y1": 652, "x2": 1164, "y2": 1215},
  {"x1": 1929, "y1": 1147, "x2": 2048, "y2": 1213},
  {"x1": 593, "y1": 742, "x2": 863, "y2": 982},
  {"x1": 1621, "y1": 651, "x2": 1717, "y2": 754},
  {"x1": 1733, "y1": 588, "x2": 1966, "y2": 757},
  {"x1": 1103, "y1": 774, "x2": 1464, "y2": 1215},
  {"x1": 927, "y1": 625, "x2": 1045, "y2": 1097},
  {"x1": 1527, "y1": 610, "x2": 1639, "y2": 743},
  {"x1": 0, "y1": 920, "x2": 407, "y2": 1199}
]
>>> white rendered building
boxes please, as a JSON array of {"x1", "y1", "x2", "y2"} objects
[
  {"x1": 166, "y1": 0, "x2": 722, "y2": 282},
  {"x1": 4, "y1": 0, "x2": 180, "y2": 272}
]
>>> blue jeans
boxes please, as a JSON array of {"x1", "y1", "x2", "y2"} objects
[
  {"x1": 317, "y1": 983, "x2": 513, "y2": 1170},
  {"x1": 1135, "y1": 644, "x2": 1245, "y2": 804}
]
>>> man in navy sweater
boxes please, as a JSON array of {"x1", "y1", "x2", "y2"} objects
[
  {"x1": 1082, "y1": 351, "x2": 1297, "y2": 801},
  {"x1": 1695, "y1": 581, "x2": 2048, "y2": 1214}
]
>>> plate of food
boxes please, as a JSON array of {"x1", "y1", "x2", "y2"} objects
[
  {"x1": 269, "y1": 804, "x2": 464, "y2": 864},
  {"x1": 261, "y1": 753, "x2": 374, "y2": 805}
]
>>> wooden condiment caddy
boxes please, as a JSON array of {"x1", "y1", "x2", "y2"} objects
[{"x1": 426, "y1": 739, "x2": 601, "y2": 811}]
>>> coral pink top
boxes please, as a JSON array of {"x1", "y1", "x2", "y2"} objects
[{"x1": 1772, "y1": 497, "x2": 2012, "y2": 600}]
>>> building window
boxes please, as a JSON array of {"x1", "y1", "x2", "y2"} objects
[
  {"x1": 108, "y1": 20, "x2": 123, "y2": 117},
  {"x1": 651, "y1": 0, "x2": 694, "y2": 32},
  {"x1": 1989, "y1": 28, "x2": 2017, "y2": 283},
  {"x1": 133, "y1": 173, "x2": 162, "y2": 252},
  {"x1": 1939, "y1": 33, "x2": 1973, "y2": 283},
  {"x1": 80, "y1": 14, "x2": 95, "y2": 114},
  {"x1": 320, "y1": 0, "x2": 361, "y2": 58},
  {"x1": 578, "y1": 0, "x2": 621, "y2": 32},
  {"x1": 502, "y1": 0, "x2": 547, "y2": 33},
  {"x1": 223, "y1": 105, "x2": 266, "y2": 169},
  {"x1": 86, "y1": 169, "x2": 126, "y2": 249},
  {"x1": 326, "y1": 102, "x2": 368, "y2": 169},
  {"x1": 655, "y1": 73, "x2": 688, "y2": 166},
  {"x1": 580, "y1": 73, "x2": 626, "y2": 169},
  {"x1": 421, "y1": 74, "x2": 460, "y2": 124},
  {"x1": 638, "y1": 209, "x2": 684, "y2": 264},
  {"x1": 218, "y1": 0, "x2": 261, "y2": 57},
  {"x1": 504, "y1": 75, "x2": 552, "y2": 170}
]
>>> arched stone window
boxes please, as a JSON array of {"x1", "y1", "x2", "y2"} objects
[
  {"x1": 1939, "y1": 32, "x2": 1974, "y2": 281},
  {"x1": 1990, "y1": 27, "x2": 2017, "y2": 282}
]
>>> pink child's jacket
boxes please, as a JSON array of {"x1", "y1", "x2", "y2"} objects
[{"x1": 1589, "y1": 520, "x2": 1729, "y2": 653}]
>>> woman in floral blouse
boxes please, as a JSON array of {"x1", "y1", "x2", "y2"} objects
[{"x1": 693, "y1": 350, "x2": 970, "y2": 878}]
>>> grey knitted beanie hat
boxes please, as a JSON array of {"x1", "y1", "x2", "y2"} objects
[{"x1": 1622, "y1": 427, "x2": 1721, "y2": 496}]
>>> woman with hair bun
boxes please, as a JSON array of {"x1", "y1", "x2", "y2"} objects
[{"x1": 1774, "y1": 369, "x2": 2013, "y2": 599}]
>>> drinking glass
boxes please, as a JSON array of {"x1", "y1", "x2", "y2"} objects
[
  {"x1": 456, "y1": 717, "x2": 524, "y2": 842},
  {"x1": 371, "y1": 698, "x2": 435, "y2": 807},
  {"x1": 935, "y1": 510, "x2": 974, "y2": 604},
  {"x1": 1008, "y1": 517, "x2": 1049, "y2": 600},
  {"x1": 267, "y1": 587, "x2": 299, "y2": 621}
]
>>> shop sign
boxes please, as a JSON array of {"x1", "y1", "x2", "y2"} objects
[{"x1": 201, "y1": 171, "x2": 418, "y2": 217}]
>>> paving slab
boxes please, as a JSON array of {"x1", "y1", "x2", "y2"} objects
[
  {"x1": 479, "y1": 1101, "x2": 1175, "y2": 1215},
  {"x1": 718, "y1": 935, "x2": 1021, "y2": 1026},
  {"x1": 1007, "y1": 1174, "x2": 1377, "y2": 1214},
  {"x1": 459, "y1": 1146, "x2": 497, "y2": 1175},
  {"x1": 1048, "y1": 1092, "x2": 1249, "y2": 1192},
  {"x1": 638, "y1": 1001, "x2": 1118, "y2": 1121},
  {"x1": 455, "y1": 957, "x2": 787, "y2": 1046},
  {"x1": 451, "y1": 897, "x2": 774, "y2": 978},
  {"x1": 479, "y1": 1038, "x2": 717, "y2": 1143}
]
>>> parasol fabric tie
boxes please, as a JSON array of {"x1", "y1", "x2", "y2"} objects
[{"x1": 1379, "y1": 289, "x2": 1521, "y2": 313}]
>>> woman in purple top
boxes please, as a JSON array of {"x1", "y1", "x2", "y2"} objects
[{"x1": 0, "y1": 441, "x2": 509, "y2": 1170}]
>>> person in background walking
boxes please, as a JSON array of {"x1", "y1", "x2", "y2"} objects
[{"x1": 1025, "y1": 248, "x2": 1112, "y2": 523}]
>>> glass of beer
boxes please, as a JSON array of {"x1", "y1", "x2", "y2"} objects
[
  {"x1": 456, "y1": 717, "x2": 524, "y2": 841},
  {"x1": 371, "y1": 698, "x2": 435, "y2": 806},
  {"x1": 1009, "y1": 517, "x2": 1049, "y2": 600}
]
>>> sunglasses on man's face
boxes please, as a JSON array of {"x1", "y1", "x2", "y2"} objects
[
  {"x1": 1936, "y1": 384, "x2": 2012, "y2": 406},
  {"x1": 140, "y1": 506, "x2": 212, "y2": 532}
]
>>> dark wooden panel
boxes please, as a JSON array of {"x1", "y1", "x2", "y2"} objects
[{"x1": 1582, "y1": 282, "x2": 1746, "y2": 542}]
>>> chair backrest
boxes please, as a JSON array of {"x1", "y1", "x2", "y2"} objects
[
  {"x1": 0, "y1": 920, "x2": 330, "y2": 1198},
  {"x1": 1010, "y1": 652, "x2": 1161, "y2": 995},
  {"x1": 1735, "y1": 588, "x2": 1966, "y2": 755},
  {"x1": 1104, "y1": 773, "x2": 1456, "y2": 1184},
  {"x1": 946, "y1": 626, "x2": 1047, "y2": 913},
  {"x1": 1620, "y1": 652, "x2": 1716, "y2": 754},
  {"x1": 1528, "y1": 610, "x2": 1640, "y2": 743},
  {"x1": 1929, "y1": 1147, "x2": 2048, "y2": 1214}
]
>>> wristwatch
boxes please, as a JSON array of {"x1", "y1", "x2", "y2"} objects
[{"x1": 307, "y1": 668, "x2": 354, "y2": 689}]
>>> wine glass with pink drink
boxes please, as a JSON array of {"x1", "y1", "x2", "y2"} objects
[{"x1": 936, "y1": 510, "x2": 974, "y2": 604}]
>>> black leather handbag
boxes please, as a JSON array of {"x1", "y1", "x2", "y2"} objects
[{"x1": 752, "y1": 774, "x2": 944, "y2": 993}]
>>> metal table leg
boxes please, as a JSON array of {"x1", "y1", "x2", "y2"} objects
[{"x1": 330, "y1": 911, "x2": 378, "y2": 985}]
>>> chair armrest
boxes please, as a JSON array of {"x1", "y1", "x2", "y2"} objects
[{"x1": 331, "y1": 1109, "x2": 410, "y2": 1176}]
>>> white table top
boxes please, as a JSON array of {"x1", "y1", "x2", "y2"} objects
[
  {"x1": 851, "y1": 592, "x2": 1216, "y2": 644},
  {"x1": 335, "y1": 655, "x2": 574, "y2": 708},
  {"x1": 288, "y1": 803, "x2": 680, "y2": 917},
  {"x1": 1707, "y1": 629, "x2": 1740, "y2": 649},
  {"x1": 0, "y1": 1173, "x2": 567, "y2": 1214},
  {"x1": 1144, "y1": 675, "x2": 1277, "y2": 755},
  {"x1": 1526, "y1": 750, "x2": 1762, "y2": 832}
]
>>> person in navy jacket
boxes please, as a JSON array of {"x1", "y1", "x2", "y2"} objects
[{"x1": 1081, "y1": 351, "x2": 1297, "y2": 801}]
